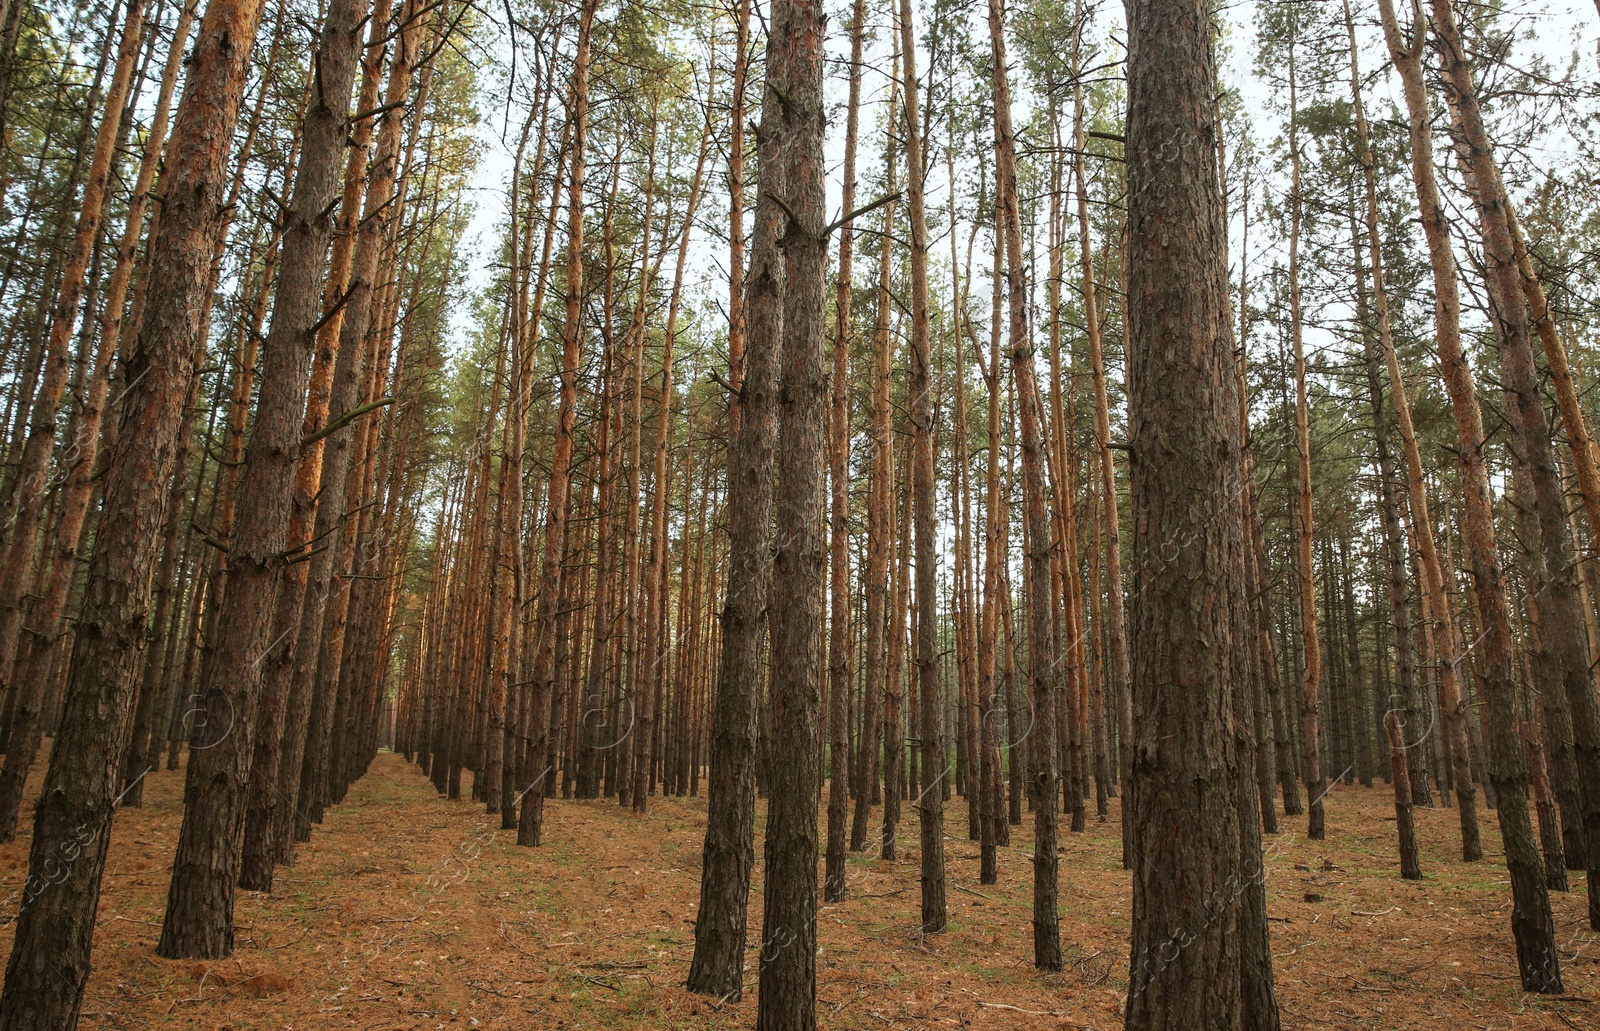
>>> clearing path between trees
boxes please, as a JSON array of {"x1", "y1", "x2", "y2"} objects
[{"x1": 4, "y1": 750, "x2": 1592, "y2": 1030}]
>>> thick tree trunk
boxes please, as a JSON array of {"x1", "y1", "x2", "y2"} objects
[
  {"x1": 264, "y1": 0, "x2": 394, "y2": 863},
  {"x1": 754, "y1": 0, "x2": 826, "y2": 1023},
  {"x1": 165, "y1": 0, "x2": 364, "y2": 920},
  {"x1": 295, "y1": 0, "x2": 420, "y2": 844},
  {"x1": 1122, "y1": 0, "x2": 1279, "y2": 1026},
  {"x1": 0, "y1": 0, "x2": 270, "y2": 1021},
  {"x1": 0, "y1": 0, "x2": 193, "y2": 831}
]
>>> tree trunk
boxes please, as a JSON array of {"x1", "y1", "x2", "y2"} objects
[
  {"x1": 167, "y1": 0, "x2": 364, "y2": 918},
  {"x1": 824, "y1": 0, "x2": 865, "y2": 901},
  {"x1": 1373, "y1": 0, "x2": 1483, "y2": 863},
  {"x1": 516, "y1": 0, "x2": 595, "y2": 844},
  {"x1": 685, "y1": 0, "x2": 774, "y2": 998},
  {"x1": 1350, "y1": 208, "x2": 1424, "y2": 878},
  {"x1": 1072, "y1": 3, "x2": 1129, "y2": 847},
  {"x1": 1433, "y1": 0, "x2": 1598, "y2": 927},
  {"x1": 300, "y1": 0, "x2": 424, "y2": 836},
  {"x1": 1122, "y1": 0, "x2": 1279, "y2": 1025},
  {"x1": 2, "y1": 0, "x2": 193, "y2": 827},
  {"x1": 0, "y1": 0, "x2": 270, "y2": 1019},
  {"x1": 903, "y1": 0, "x2": 945, "y2": 939},
  {"x1": 850, "y1": 70, "x2": 897, "y2": 853},
  {"x1": 988, "y1": 0, "x2": 1055, "y2": 969},
  {"x1": 754, "y1": 0, "x2": 827, "y2": 1022},
  {"x1": 1285, "y1": 29, "x2": 1325, "y2": 841}
]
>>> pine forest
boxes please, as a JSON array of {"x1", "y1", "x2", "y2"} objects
[{"x1": 0, "y1": 0, "x2": 1596, "y2": 1026}]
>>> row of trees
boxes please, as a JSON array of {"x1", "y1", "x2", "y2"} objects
[
  {"x1": 0, "y1": 0, "x2": 477, "y2": 1024},
  {"x1": 0, "y1": 0, "x2": 1596, "y2": 1026}
]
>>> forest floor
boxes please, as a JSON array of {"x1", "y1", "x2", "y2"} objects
[{"x1": 0, "y1": 751, "x2": 1594, "y2": 1030}]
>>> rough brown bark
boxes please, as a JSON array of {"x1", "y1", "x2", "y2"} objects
[
  {"x1": 264, "y1": 0, "x2": 395, "y2": 864},
  {"x1": 0, "y1": 0, "x2": 269, "y2": 1019},
  {"x1": 296, "y1": 0, "x2": 422, "y2": 841},
  {"x1": 685, "y1": 0, "x2": 773, "y2": 996},
  {"x1": 1122, "y1": 0, "x2": 1279, "y2": 1025},
  {"x1": 229, "y1": 0, "x2": 367, "y2": 899},
  {"x1": 0, "y1": 0, "x2": 193, "y2": 832},
  {"x1": 754, "y1": 0, "x2": 826, "y2": 1022}
]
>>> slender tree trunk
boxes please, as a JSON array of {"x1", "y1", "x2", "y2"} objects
[
  {"x1": 850, "y1": 71, "x2": 897, "y2": 853},
  {"x1": 1373, "y1": 0, "x2": 1483, "y2": 863},
  {"x1": 1338, "y1": 8, "x2": 1432, "y2": 805},
  {"x1": 972, "y1": 205, "x2": 1004, "y2": 882},
  {"x1": 1431, "y1": 0, "x2": 1598, "y2": 928},
  {"x1": 633, "y1": 95, "x2": 714, "y2": 813},
  {"x1": 903, "y1": 0, "x2": 945, "y2": 939},
  {"x1": 1072, "y1": 4, "x2": 1129, "y2": 849},
  {"x1": 1284, "y1": 30, "x2": 1325, "y2": 841},
  {"x1": 685, "y1": 0, "x2": 774, "y2": 998},
  {"x1": 615, "y1": 109, "x2": 663, "y2": 812},
  {"x1": 1232, "y1": 176, "x2": 1283, "y2": 834},
  {"x1": 824, "y1": 0, "x2": 865, "y2": 902},
  {"x1": 988, "y1": 0, "x2": 1055, "y2": 968},
  {"x1": 884, "y1": 439, "x2": 911, "y2": 857},
  {"x1": 516, "y1": 0, "x2": 594, "y2": 844},
  {"x1": 0, "y1": 0, "x2": 144, "y2": 788},
  {"x1": 1351, "y1": 211, "x2": 1423, "y2": 879}
]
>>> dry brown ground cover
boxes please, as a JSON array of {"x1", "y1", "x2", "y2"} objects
[{"x1": 0, "y1": 751, "x2": 1593, "y2": 1029}]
